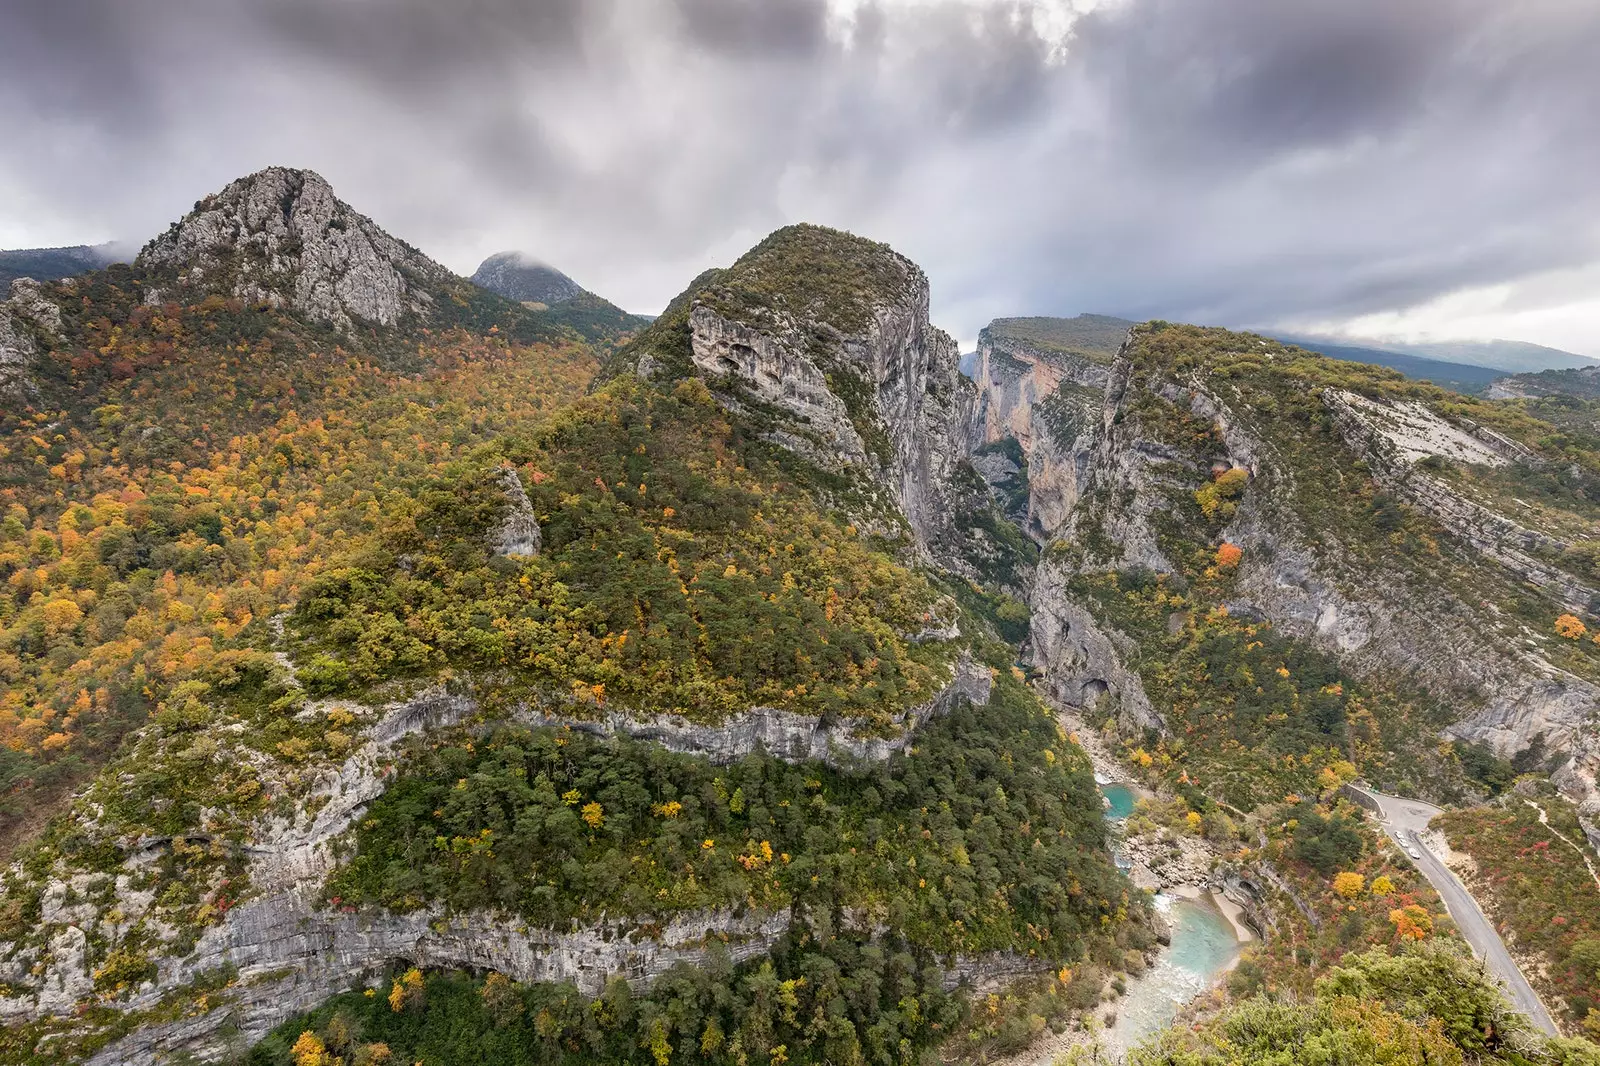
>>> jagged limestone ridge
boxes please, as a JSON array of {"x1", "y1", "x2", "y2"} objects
[{"x1": 136, "y1": 167, "x2": 455, "y2": 331}]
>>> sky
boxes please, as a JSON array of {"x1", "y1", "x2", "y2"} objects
[{"x1": 2, "y1": 0, "x2": 1599, "y2": 355}]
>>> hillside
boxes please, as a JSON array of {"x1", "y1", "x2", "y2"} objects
[
  {"x1": 1013, "y1": 323, "x2": 1600, "y2": 808},
  {"x1": 4, "y1": 172, "x2": 1600, "y2": 1065},
  {"x1": 1267, "y1": 334, "x2": 1505, "y2": 393}
]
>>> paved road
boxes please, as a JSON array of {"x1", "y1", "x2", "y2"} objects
[{"x1": 1350, "y1": 785, "x2": 1559, "y2": 1036}]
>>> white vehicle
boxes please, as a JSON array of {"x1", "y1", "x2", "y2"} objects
[{"x1": 1406, "y1": 846, "x2": 1423, "y2": 860}]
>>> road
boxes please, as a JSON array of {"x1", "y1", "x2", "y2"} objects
[{"x1": 1349, "y1": 785, "x2": 1559, "y2": 1036}]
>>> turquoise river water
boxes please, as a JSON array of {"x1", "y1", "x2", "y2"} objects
[{"x1": 1095, "y1": 783, "x2": 1241, "y2": 1057}]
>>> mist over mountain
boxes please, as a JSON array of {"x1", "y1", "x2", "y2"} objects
[
  {"x1": 0, "y1": 243, "x2": 129, "y2": 288},
  {"x1": 470, "y1": 253, "x2": 585, "y2": 306}
]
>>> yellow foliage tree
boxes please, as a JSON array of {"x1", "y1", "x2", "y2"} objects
[
  {"x1": 290, "y1": 1031, "x2": 333, "y2": 1066},
  {"x1": 1556, "y1": 614, "x2": 1589, "y2": 640},
  {"x1": 387, "y1": 967, "x2": 425, "y2": 1013},
  {"x1": 1370, "y1": 874, "x2": 1395, "y2": 895},
  {"x1": 1333, "y1": 871, "x2": 1365, "y2": 898}
]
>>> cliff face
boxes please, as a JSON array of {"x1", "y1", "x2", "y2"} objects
[
  {"x1": 970, "y1": 325, "x2": 1112, "y2": 542},
  {"x1": 968, "y1": 325, "x2": 1600, "y2": 809},
  {"x1": 0, "y1": 277, "x2": 62, "y2": 401},
  {"x1": 137, "y1": 167, "x2": 455, "y2": 331},
  {"x1": 681, "y1": 228, "x2": 975, "y2": 559},
  {"x1": 1, "y1": 660, "x2": 993, "y2": 1063}
]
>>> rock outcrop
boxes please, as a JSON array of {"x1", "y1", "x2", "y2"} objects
[
  {"x1": 488, "y1": 464, "x2": 542, "y2": 558},
  {"x1": 137, "y1": 167, "x2": 455, "y2": 331},
  {"x1": 0, "y1": 277, "x2": 63, "y2": 401}
]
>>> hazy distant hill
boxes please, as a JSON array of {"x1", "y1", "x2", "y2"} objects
[
  {"x1": 1279, "y1": 331, "x2": 1597, "y2": 375},
  {"x1": 470, "y1": 251, "x2": 652, "y2": 343},
  {"x1": 1396, "y1": 337, "x2": 1599, "y2": 373},
  {"x1": 1268, "y1": 335, "x2": 1505, "y2": 394},
  {"x1": 0, "y1": 242, "x2": 126, "y2": 288}
]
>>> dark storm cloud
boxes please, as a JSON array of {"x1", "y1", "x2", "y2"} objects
[
  {"x1": 672, "y1": 0, "x2": 831, "y2": 57},
  {"x1": 1, "y1": 0, "x2": 1598, "y2": 348}
]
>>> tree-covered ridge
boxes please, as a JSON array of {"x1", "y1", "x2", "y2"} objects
[
  {"x1": 291, "y1": 377, "x2": 955, "y2": 728},
  {"x1": 1437, "y1": 784, "x2": 1600, "y2": 1035},
  {"x1": 698, "y1": 224, "x2": 917, "y2": 338},
  {"x1": 0, "y1": 279, "x2": 599, "y2": 851},
  {"x1": 326, "y1": 676, "x2": 1139, "y2": 957},
  {"x1": 1131, "y1": 941, "x2": 1600, "y2": 1066}
]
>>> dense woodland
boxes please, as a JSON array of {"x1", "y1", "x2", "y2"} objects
[{"x1": 0, "y1": 274, "x2": 601, "y2": 851}]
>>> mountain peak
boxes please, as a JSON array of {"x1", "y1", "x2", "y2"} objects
[
  {"x1": 470, "y1": 252, "x2": 584, "y2": 306},
  {"x1": 136, "y1": 166, "x2": 455, "y2": 330}
]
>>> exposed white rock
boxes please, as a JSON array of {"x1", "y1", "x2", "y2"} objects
[
  {"x1": 489, "y1": 464, "x2": 542, "y2": 557},
  {"x1": 0, "y1": 277, "x2": 63, "y2": 401},
  {"x1": 1325, "y1": 389, "x2": 1512, "y2": 469},
  {"x1": 686, "y1": 266, "x2": 976, "y2": 558},
  {"x1": 137, "y1": 167, "x2": 455, "y2": 331}
]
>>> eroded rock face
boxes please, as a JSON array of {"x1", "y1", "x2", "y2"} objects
[
  {"x1": 970, "y1": 328, "x2": 1113, "y2": 542},
  {"x1": 137, "y1": 167, "x2": 454, "y2": 331},
  {"x1": 2, "y1": 660, "x2": 991, "y2": 1062},
  {"x1": 82, "y1": 894, "x2": 791, "y2": 1065},
  {"x1": 686, "y1": 268, "x2": 975, "y2": 557},
  {"x1": 0, "y1": 277, "x2": 63, "y2": 401},
  {"x1": 1027, "y1": 568, "x2": 1160, "y2": 734},
  {"x1": 1323, "y1": 389, "x2": 1599, "y2": 614}
]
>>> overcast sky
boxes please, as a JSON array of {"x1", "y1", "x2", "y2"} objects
[{"x1": 3, "y1": 0, "x2": 1599, "y2": 354}]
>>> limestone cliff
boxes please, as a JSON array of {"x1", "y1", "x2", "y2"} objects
[
  {"x1": 0, "y1": 277, "x2": 64, "y2": 401},
  {"x1": 973, "y1": 325, "x2": 1600, "y2": 808},
  {"x1": 970, "y1": 319, "x2": 1119, "y2": 542}
]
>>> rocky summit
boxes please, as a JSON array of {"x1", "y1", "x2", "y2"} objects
[
  {"x1": 3, "y1": 168, "x2": 1600, "y2": 1066},
  {"x1": 137, "y1": 167, "x2": 455, "y2": 331}
]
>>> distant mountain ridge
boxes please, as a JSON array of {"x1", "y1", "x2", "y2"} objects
[
  {"x1": 1277, "y1": 331, "x2": 1598, "y2": 375},
  {"x1": 0, "y1": 243, "x2": 128, "y2": 289},
  {"x1": 1265, "y1": 335, "x2": 1505, "y2": 394},
  {"x1": 471, "y1": 251, "x2": 652, "y2": 344}
]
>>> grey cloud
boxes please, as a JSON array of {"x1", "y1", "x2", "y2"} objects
[
  {"x1": 671, "y1": 0, "x2": 831, "y2": 57},
  {"x1": 0, "y1": 0, "x2": 1597, "y2": 351}
]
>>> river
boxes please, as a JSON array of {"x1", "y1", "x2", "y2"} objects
[
  {"x1": 1105, "y1": 892, "x2": 1240, "y2": 1056},
  {"x1": 1097, "y1": 783, "x2": 1242, "y2": 1059}
]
